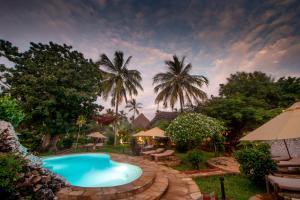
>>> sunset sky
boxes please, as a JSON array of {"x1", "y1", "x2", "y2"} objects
[{"x1": 1, "y1": 0, "x2": 300, "y2": 119}]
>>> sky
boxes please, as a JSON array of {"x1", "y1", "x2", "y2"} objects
[{"x1": 0, "y1": 0, "x2": 300, "y2": 119}]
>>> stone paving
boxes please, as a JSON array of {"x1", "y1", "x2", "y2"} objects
[
  {"x1": 56, "y1": 153, "x2": 201, "y2": 200},
  {"x1": 207, "y1": 156, "x2": 240, "y2": 174}
]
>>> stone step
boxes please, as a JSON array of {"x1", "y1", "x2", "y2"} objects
[
  {"x1": 57, "y1": 170, "x2": 156, "y2": 200},
  {"x1": 118, "y1": 172, "x2": 169, "y2": 200}
]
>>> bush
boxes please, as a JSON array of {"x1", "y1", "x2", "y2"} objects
[
  {"x1": 185, "y1": 149, "x2": 204, "y2": 169},
  {"x1": 0, "y1": 153, "x2": 25, "y2": 193},
  {"x1": 18, "y1": 131, "x2": 42, "y2": 152},
  {"x1": 0, "y1": 96, "x2": 25, "y2": 128},
  {"x1": 235, "y1": 143, "x2": 277, "y2": 182},
  {"x1": 130, "y1": 137, "x2": 141, "y2": 156},
  {"x1": 166, "y1": 113, "x2": 226, "y2": 152}
]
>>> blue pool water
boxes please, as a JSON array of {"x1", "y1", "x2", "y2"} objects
[{"x1": 42, "y1": 153, "x2": 142, "y2": 187}]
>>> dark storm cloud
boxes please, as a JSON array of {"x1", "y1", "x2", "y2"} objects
[{"x1": 0, "y1": 0, "x2": 299, "y2": 117}]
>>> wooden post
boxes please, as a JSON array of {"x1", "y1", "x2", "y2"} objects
[{"x1": 220, "y1": 176, "x2": 226, "y2": 200}]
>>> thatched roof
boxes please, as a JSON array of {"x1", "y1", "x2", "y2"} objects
[
  {"x1": 132, "y1": 113, "x2": 150, "y2": 129},
  {"x1": 149, "y1": 110, "x2": 179, "y2": 127}
]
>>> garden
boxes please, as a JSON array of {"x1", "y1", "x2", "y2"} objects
[{"x1": 0, "y1": 39, "x2": 299, "y2": 200}]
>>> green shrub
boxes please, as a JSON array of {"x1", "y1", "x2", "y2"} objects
[
  {"x1": 130, "y1": 137, "x2": 141, "y2": 156},
  {"x1": 235, "y1": 143, "x2": 277, "y2": 182},
  {"x1": 166, "y1": 113, "x2": 226, "y2": 152},
  {"x1": 185, "y1": 149, "x2": 204, "y2": 169},
  {"x1": 0, "y1": 96, "x2": 25, "y2": 128},
  {"x1": 18, "y1": 131, "x2": 42, "y2": 151},
  {"x1": 0, "y1": 153, "x2": 25, "y2": 192}
]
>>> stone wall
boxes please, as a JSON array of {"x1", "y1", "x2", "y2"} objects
[{"x1": 0, "y1": 121, "x2": 67, "y2": 200}]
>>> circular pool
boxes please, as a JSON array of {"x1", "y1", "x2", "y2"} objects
[{"x1": 42, "y1": 153, "x2": 142, "y2": 187}]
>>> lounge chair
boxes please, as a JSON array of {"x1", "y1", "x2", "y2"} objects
[
  {"x1": 151, "y1": 150, "x2": 174, "y2": 161},
  {"x1": 142, "y1": 145, "x2": 154, "y2": 151},
  {"x1": 272, "y1": 156, "x2": 291, "y2": 162},
  {"x1": 95, "y1": 143, "x2": 103, "y2": 149},
  {"x1": 142, "y1": 148, "x2": 165, "y2": 155},
  {"x1": 266, "y1": 175, "x2": 300, "y2": 199},
  {"x1": 278, "y1": 158, "x2": 300, "y2": 167}
]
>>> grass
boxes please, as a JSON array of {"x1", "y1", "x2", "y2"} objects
[
  {"x1": 173, "y1": 151, "x2": 221, "y2": 171},
  {"x1": 194, "y1": 174, "x2": 266, "y2": 200}
]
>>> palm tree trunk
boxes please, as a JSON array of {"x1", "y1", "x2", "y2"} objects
[
  {"x1": 179, "y1": 94, "x2": 184, "y2": 112},
  {"x1": 114, "y1": 100, "x2": 119, "y2": 146},
  {"x1": 133, "y1": 109, "x2": 135, "y2": 121}
]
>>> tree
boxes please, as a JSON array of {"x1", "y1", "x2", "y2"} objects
[
  {"x1": 98, "y1": 51, "x2": 143, "y2": 145},
  {"x1": 219, "y1": 71, "x2": 279, "y2": 107},
  {"x1": 153, "y1": 55, "x2": 208, "y2": 112},
  {"x1": 125, "y1": 99, "x2": 142, "y2": 121},
  {"x1": 0, "y1": 40, "x2": 102, "y2": 150},
  {"x1": 166, "y1": 113, "x2": 225, "y2": 152},
  {"x1": 0, "y1": 96, "x2": 25, "y2": 128},
  {"x1": 199, "y1": 96, "x2": 281, "y2": 142},
  {"x1": 276, "y1": 77, "x2": 300, "y2": 107}
]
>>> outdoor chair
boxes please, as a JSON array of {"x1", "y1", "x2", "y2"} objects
[
  {"x1": 95, "y1": 143, "x2": 103, "y2": 149},
  {"x1": 272, "y1": 156, "x2": 291, "y2": 162},
  {"x1": 278, "y1": 158, "x2": 300, "y2": 167},
  {"x1": 142, "y1": 148, "x2": 165, "y2": 155},
  {"x1": 142, "y1": 144, "x2": 154, "y2": 152},
  {"x1": 266, "y1": 175, "x2": 300, "y2": 200},
  {"x1": 151, "y1": 150, "x2": 174, "y2": 161}
]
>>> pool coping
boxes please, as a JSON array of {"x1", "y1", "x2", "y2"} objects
[{"x1": 56, "y1": 152, "x2": 158, "y2": 199}]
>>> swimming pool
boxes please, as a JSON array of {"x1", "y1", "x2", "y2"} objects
[{"x1": 42, "y1": 153, "x2": 142, "y2": 187}]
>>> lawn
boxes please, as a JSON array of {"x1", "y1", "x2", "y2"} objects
[
  {"x1": 194, "y1": 174, "x2": 266, "y2": 200},
  {"x1": 173, "y1": 151, "x2": 220, "y2": 171}
]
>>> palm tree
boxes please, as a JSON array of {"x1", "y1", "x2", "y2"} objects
[
  {"x1": 126, "y1": 99, "x2": 143, "y2": 121},
  {"x1": 75, "y1": 115, "x2": 86, "y2": 149},
  {"x1": 98, "y1": 51, "x2": 143, "y2": 145},
  {"x1": 153, "y1": 55, "x2": 208, "y2": 112}
]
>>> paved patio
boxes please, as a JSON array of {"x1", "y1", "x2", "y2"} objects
[{"x1": 57, "y1": 153, "x2": 201, "y2": 200}]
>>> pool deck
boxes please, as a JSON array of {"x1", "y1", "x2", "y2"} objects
[{"x1": 56, "y1": 153, "x2": 201, "y2": 200}]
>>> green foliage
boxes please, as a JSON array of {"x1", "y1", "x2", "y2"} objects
[
  {"x1": 130, "y1": 137, "x2": 141, "y2": 156},
  {"x1": 18, "y1": 131, "x2": 42, "y2": 151},
  {"x1": 166, "y1": 113, "x2": 226, "y2": 151},
  {"x1": 153, "y1": 119, "x2": 170, "y2": 131},
  {"x1": 0, "y1": 96, "x2": 25, "y2": 127},
  {"x1": 194, "y1": 71, "x2": 298, "y2": 143},
  {"x1": 200, "y1": 96, "x2": 281, "y2": 142},
  {"x1": 185, "y1": 149, "x2": 204, "y2": 169},
  {"x1": 0, "y1": 40, "x2": 102, "y2": 136},
  {"x1": 0, "y1": 153, "x2": 25, "y2": 192},
  {"x1": 235, "y1": 143, "x2": 277, "y2": 182},
  {"x1": 153, "y1": 55, "x2": 208, "y2": 111}
]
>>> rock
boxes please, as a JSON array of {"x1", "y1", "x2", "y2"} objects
[
  {"x1": 34, "y1": 188, "x2": 55, "y2": 200},
  {"x1": 32, "y1": 175, "x2": 42, "y2": 184},
  {"x1": 0, "y1": 120, "x2": 67, "y2": 200}
]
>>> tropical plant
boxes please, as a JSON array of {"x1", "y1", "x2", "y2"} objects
[
  {"x1": 126, "y1": 99, "x2": 142, "y2": 120},
  {"x1": 0, "y1": 153, "x2": 25, "y2": 193},
  {"x1": 153, "y1": 55, "x2": 208, "y2": 112},
  {"x1": 98, "y1": 51, "x2": 143, "y2": 145},
  {"x1": 166, "y1": 113, "x2": 226, "y2": 152},
  {"x1": 235, "y1": 143, "x2": 277, "y2": 182},
  {"x1": 185, "y1": 149, "x2": 204, "y2": 169},
  {"x1": 75, "y1": 115, "x2": 86, "y2": 149},
  {"x1": 0, "y1": 96, "x2": 25, "y2": 128}
]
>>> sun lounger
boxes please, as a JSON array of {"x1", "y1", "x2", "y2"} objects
[
  {"x1": 272, "y1": 156, "x2": 291, "y2": 162},
  {"x1": 151, "y1": 150, "x2": 174, "y2": 161},
  {"x1": 278, "y1": 158, "x2": 300, "y2": 167},
  {"x1": 142, "y1": 148, "x2": 165, "y2": 155},
  {"x1": 142, "y1": 145, "x2": 154, "y2": 151},
  {"x1": 266, "y1": 175, "x2": 300, "y2": 200}
]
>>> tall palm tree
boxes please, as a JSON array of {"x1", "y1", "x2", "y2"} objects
[
  {"x1": 153, "y1": 55, "x2": 208, "y2": 112},
  {"x1": 99, "y1": 51, "x2": 143, "y2": 145},
  {"x1": 126, "y1": 99, "x2": 143, "y2": 121}
]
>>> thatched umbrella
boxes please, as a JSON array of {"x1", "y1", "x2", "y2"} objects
[{"x1": 133, "y1": 127, "x2": 166, "y2": 138}]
